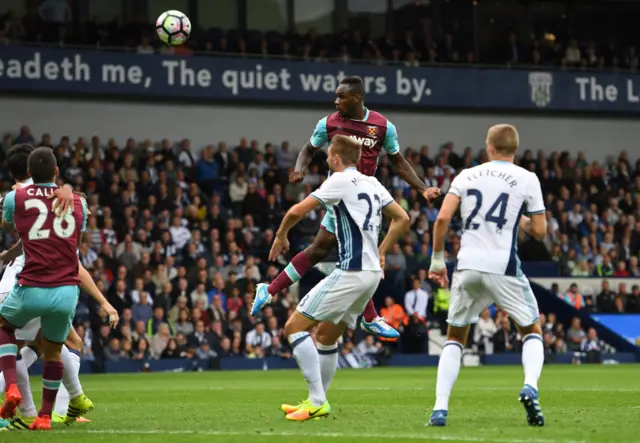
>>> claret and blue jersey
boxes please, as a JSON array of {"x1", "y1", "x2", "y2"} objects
[
  {"x1": 3, "y1": 183, "x2": 88, "y2": 288},
  {"x1": 309, "y1": 108, "x2": 400, "y2": 177}
]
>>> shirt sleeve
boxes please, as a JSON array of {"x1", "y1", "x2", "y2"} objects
[
  {"x1": 2, "y1": 191, "x2": 16, "y2": 225},
  {"x1": 80, "y1": 196, "x2": 88, "y2": 232},
  {"x1": 447, "y1": 171, "x2": 465, "y2": 197},
  {"x1": 310, "y1": 117, "x2": 329, "y2": 148},
  {"x1": 525, "y1": 173, "x2": 545, "y2": 215},
  {"x1": 383, "y1": 119, "x2": 400, "y2": 155},
  {"x1": 377, "y1": 181, "x2": 394, "y2": 207},
  {"x1": 311, "y1": 174, "x2": 344, "y2": 207}
]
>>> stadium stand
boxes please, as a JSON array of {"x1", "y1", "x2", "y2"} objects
[
  {"x1": 0, "y1": 125, "x2": 634, "y2": 368},
  {"x1": 1, "y1": 0, "x2": 638, "y2": 371}
]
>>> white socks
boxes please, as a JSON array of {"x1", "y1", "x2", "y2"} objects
[
  {"x1": 288, "y1": 332, "x2": 326, "y2": 407},
  {"x1": 55, "y1": 346, "x2": 83, "y2": 416},
  {"x1": 16, "y1": 357, "x2": 36, "y2": 417},
  {"x1": 521, "y1": 334, "x2": 544, "y2": 391},
  {"x1": 61, "y1": 346, "x2": 83, "y2": 398},
  {"x1": 433, "y1": 341, "x2": 463, "y2": 411},
  {"x1": 316, "y1": 343, "x2": 338, "y2": 393}
]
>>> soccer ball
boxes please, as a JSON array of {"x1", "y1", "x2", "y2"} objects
[{"x1": 156, "y1": 10, "x2": 191, "y2": 46}]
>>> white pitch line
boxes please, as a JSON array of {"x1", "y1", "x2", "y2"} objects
[
  {"x1": 68, "y1": 429, "x2": 585, "y2": 443},
  {"x1": 85, "y1": 385, "x2": 640, "y2": 393}
]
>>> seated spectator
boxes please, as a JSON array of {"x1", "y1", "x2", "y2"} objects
[
  {"x1": 493, "y1": 315, "x2": 516, "y2": 353},
  {"x1": 132, "y1": 339, "x2": 150, "y2": 361},
  {"x1": 245, "y1": 322, "x2": 272, "y2": 355},
  {"x1": 356, "y1": 335, "x2": 381, "y2": 356},
  {"x1": 566, "y1": 317, "x2": 586, "y2": 351},
  {"x1": 105, "y1": 338, "x2": 128, "y2": 361},
  {"x1": 580, "y1": 328, "x2": 604, "y2": 363},
  {"x1": 150, "y1": 323, "x2": 171, "y2": 359},
  {"x1": 175, "y1": 309, "x2": 194, "y2": 336},
  {"x1": 474, "y1": 308, "x2": 498, "y2": 355},
  {"x1": 132, "y1": 291, "x2": 153, "y2": 324}
]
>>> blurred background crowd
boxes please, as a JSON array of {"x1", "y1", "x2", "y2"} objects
[
  {"x1": 1, "y1": 0, "x2": 639, "y2": 69},
  {"x1": 0, "y1": 124, "x2": 631, "y2": 367},
  {"x1": 0, "y1": 0, "x2": 636, "y2": 369}
]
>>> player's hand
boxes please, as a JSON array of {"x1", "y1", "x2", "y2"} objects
[
  {"x1": 429, "y1": 269, "x2": 449, "y2": 289},
  {"x1": 102, "y1": 303, "x2": 120, "y2": 328},
  {"x1": 379, "y1": 253, "x2": 386, "y2": 279},
  {"x1": 422, "y1": 187, "x2": 441, "y2": 201},
  {"x1": 289, "y1": 171, "x2": 304, "y2": 183},
  {"x1": 48, "y1": 184, "x2": 74, "y2": 217},
  {"x1": 269, "y1": 236, "x2": 290, "y2": 261}
]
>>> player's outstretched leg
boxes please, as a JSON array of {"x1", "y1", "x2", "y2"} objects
[
  {"x1": 427, "y1": 326, "x2": 468, "y2": 427},
  {"x1": 360, "y1": 299, "x2": 400, "y2": 340},
  {"x1": 518, "y1": 324, "x2": 545, "y2": 426},
  {"x1": 252, "y1": 228, "x2": 336, "y2": 317},
  {"x1": 282, "y1": 313, "x2": 331, "y2": 421}
]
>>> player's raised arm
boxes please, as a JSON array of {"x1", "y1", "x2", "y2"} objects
[
  {"x1": 270, "y1": 173, "x2": 343, "y2": 261},
  {"x1": 384, "y1": 120, "x2": 440, "y2": 201},
  {"x1": 290, "y1": 117, "x2": 329, "y2": 183}
]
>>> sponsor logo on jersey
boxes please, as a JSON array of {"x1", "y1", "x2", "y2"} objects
[{"x1": 349, "y1": 135, "x2": 377, "y2": 147}]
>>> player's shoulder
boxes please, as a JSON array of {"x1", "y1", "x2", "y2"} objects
[
  {"x1": 325, "y1": 111, "x2": 343, "y2": 126},
  {"x1": 367, "y1": 109, "x2": 388, "y2": 123}
]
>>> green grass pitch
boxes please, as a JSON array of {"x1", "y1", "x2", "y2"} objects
[{"x1": 12, "y1": 365, "x2": 640, "y2": 443}]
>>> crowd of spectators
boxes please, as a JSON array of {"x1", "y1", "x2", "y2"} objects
[
  {"x1": 1, "y1": 120, "x2": 632, "y2": 366},
  {"x1": 1, "y1": 4, "x2": 640, "y2": 70},
  {"x1": 474, "y1": 310, "x2": 612, "y2": 363}
]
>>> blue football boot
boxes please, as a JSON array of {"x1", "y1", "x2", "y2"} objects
[
  {"x1": 360, "y1": 317, "x2": 400, "y2": 340},
  {"x1": 251, "y1": 283, "x2": 272, "y2": 317},
  {"x1": 519, "y1": 384, "x2": 545, "y2": 426},
  {"x1": 426, "y1": 410, "x2": 448, "y2": 427}
]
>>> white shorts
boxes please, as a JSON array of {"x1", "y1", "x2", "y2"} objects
[
  {"x1": 297, "y1": 269, "x2": 381, "y2": 329},
  {"x1": 0, "y1": 270, "x2": 18, "y2": 303},
  {"x1": 448, "y1": 270, "x2": 539, "y2": 328},
  {"x1": 15, "y1": 318, "x2": 41, "y2": 341}
]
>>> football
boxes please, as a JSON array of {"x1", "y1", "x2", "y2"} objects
[{"x1": 156, "y1": 10, "x2": 191, "y2": 46}]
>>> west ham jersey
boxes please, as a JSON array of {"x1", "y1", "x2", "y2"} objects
[
  {"x1": 450, "y1": 161, "x2": 545, "y2": 277},
  {"x1": 309, "y1": 108, "x2": 400, "y2": 177}
]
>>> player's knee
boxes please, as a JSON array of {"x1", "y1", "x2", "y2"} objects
[
  {"x1": 65, "y1": 331, "x2": 83, "y2": 352},
  {"x1": 518, "y1": 320, "x2": 542, "y2": 337},
  {"x1": 305, "y1": 243, "x2": 330, "y2": 263},
  {"x1": 446, "y1": 325, "x2": 470, "y2": 345}
]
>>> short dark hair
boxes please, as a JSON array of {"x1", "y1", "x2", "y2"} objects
[
  {"x1": 340, "y1": 76, "x2": 365, "y2": 96},
  {"x1": 6, "y1": 144, "x2": 34, "y2": 181},
  {"x1": 27, "y1": 147, "x2": 57, "y2": 184}
]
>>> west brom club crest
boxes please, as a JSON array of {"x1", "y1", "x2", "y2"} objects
[{"x1": 528, "y1": 72, "x2": 553, "y2": 108}]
